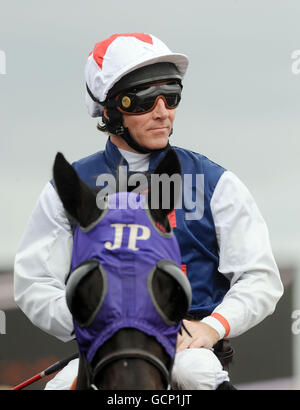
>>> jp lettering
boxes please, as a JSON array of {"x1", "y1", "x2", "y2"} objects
[{"x1": 105, "y1": 224, "x2": 150, "y2": 251}]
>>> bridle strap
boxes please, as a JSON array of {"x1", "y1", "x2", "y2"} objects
[{"x1": 92, "y1": 348, "x2": 170, "y2": 388}]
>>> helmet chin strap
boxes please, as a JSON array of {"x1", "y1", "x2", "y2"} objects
[{"x1": 105, "y1": 108, "x2": 172, "y2": 154}]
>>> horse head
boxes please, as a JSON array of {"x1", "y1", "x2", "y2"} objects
[{"x1": 53, "y1": 148, "x2": 192, "y2": 390}]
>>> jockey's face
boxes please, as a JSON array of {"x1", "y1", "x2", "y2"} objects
[
  {"x1": 105, "y1": 81, "x2": 178, "y2": 153},
  {"x1": 122, "y1": 97, "x2": 176, "y2": 152}
]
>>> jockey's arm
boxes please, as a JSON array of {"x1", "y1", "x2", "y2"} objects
[
  {"x1": 14, "y1": 182, "x2": 74, "y2": 342},
  {"x1": 181, "y1": 171, "x2": 284, "y2": 346}
]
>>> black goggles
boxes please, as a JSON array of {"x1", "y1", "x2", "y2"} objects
[{"x1": 107, "y1": 83, "x2": 182, "y2": 115}]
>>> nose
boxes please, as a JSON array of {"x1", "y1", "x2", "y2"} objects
[{"x1": 152, "y1": 97, "x2": 169, "y2": 118}]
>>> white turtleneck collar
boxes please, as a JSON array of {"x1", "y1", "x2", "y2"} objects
[{"x1": 118, "y1": 148, "x2": 150, "y2": 172}]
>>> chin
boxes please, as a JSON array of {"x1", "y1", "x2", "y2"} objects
[
  {"x1": 148, "y1": 139, "x2": 169, "y2": 151},
  {"x1": 146, "y1": 132, "x2": 170, "y2": 150}
]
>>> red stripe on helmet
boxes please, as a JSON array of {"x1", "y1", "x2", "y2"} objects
[{"x1": 92, "y1": 33, "x2": 153, "y2": 70}]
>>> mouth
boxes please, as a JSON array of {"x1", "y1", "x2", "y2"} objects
[{"x1": 148, "y1": 126, "x2": 169, "y2": 131}]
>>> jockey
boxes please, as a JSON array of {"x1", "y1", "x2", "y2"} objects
[{"x1": 14, "y1": 33, "x2": 283, "y2": 390}]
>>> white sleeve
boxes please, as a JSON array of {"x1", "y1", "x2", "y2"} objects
[
  {"x1": 201, "y1": 171, "x2": 284, "y2": 339},
  {"x1": 14, "y1": 182, "x2": 74, "y2": 342}
]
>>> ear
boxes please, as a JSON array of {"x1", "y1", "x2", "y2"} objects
[
  {"x1": 148, "y1": 148, "x2": 182, "y2": 225},
  {"x1": 53, "y1": 152, "x2": 102, "y2": 228}
]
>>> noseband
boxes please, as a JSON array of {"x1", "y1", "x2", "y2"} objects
[{"x1": 82, "y1": 349, "x2": 171, "y2": 390}]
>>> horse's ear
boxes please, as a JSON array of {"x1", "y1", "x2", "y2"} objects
[
  {"x1": 53, "y1": 152, "x2": 102, "y2": 228},
  {"x1": 148, "y1": 148, "x2": 182, "y2": 224}
]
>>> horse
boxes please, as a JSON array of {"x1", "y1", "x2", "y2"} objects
[{"x1": 52, "y1": 148, "x2": 192, "y2": 390}]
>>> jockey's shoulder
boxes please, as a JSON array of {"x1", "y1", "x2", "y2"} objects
[{"x1": 171, "y1": 145, "x2": 227, "y2": 181}]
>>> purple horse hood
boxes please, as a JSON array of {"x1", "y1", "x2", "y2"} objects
[{"x1": 68, "y1": 192, "x2": 185, "y2": 363}]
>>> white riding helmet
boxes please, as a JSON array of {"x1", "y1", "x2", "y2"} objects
[{"x1": 85, "y1": 33, "x2": 189, "y2": 117}]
